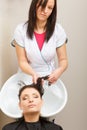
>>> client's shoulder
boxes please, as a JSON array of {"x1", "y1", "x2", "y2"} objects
[
  {"x1": 2, "y1": 119, "x2": 23, "y2": 130},
  {"x1": 40, "y1": 118, "x2": 63, "y2": 130}
]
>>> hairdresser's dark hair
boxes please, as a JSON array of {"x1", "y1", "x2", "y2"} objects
[
  {"x1": 18, "y1": 78, "x2": 44, "y2": 99},
  {"x1": 26, "y1": 0, "x2": 57, "y2": 42}
]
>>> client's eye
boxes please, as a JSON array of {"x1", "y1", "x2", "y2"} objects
[
  {"x1": 34, "y1": 96, "x2": 38, "y2": 98},
  {"x1": 33, "y1": 94, "x2": 39, "y2": 98},
  {"x1": 22, "y1": 96, "x2": 28, "y2": 100}
]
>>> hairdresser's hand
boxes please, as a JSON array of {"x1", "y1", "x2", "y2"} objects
[
  {"x1": 48, "y1": 68, "x2": 62, "y2": 84},
  {"x1": 32, "y1": 73, "x2": 40, "y2": 84}
]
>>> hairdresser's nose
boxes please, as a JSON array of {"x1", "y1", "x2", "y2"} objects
[{"x1": 43, "y1": 7, "x2": 48, "y2": 14}]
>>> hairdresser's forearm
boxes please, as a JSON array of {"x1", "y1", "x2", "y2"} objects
[
  {"x1": 48, "y1": 58, "x2": 68, "y2": 84},
  {"x1": 56, "y1": 43, "x2": 68, "y2": 76},
  {"x1": 57, "y1": 58, "x2": 68, "y2": 76},
  {"x1": 19, "y1": 61, "x2": 36, "y2": 76}
]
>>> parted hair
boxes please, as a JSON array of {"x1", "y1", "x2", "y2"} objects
[
  {"x1": 18, "y1": 78, "x2": 44, "y2": 99},
  {"x1": 26, "y1": 0, "x2": 57, "y2": 42}
]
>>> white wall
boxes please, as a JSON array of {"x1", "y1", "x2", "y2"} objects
[{"x1": 0, "y1": 0, "x2": 87, "y2": 130}]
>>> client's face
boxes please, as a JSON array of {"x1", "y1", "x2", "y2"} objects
[{"x1": 19, "y1": 88, "x2": 43, "y2": 115}]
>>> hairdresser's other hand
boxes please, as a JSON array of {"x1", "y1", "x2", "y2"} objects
[{"x1": 48, "y1": 68, "x2": 62, "y2": 84}]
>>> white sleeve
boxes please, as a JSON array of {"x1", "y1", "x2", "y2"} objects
[
  {"x1": 55, "y1": 23, "x2": 67, "y2": 48},
  {"x1": 12, "y1": 23, "x2": 25, "y2": 47}
]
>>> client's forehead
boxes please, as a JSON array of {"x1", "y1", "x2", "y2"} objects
[{"x1": 21, "y1": 87, "x2": 40, "y2": 96}]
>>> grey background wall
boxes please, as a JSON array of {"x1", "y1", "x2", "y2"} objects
[{"x1": 0, "y1": 0, "x2": 87, "y2": 130}]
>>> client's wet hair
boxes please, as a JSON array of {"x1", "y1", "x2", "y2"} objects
[{"x1": 18, "y1": 78, "x2": 44, "y2": 99}]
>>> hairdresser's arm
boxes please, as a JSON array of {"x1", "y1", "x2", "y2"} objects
[
  {"x1": 48, "y1": 43, "x2": 68, "y2": 84},
  {"x1": 15, "y1": 41, "x2": 39, "y2": 83}
]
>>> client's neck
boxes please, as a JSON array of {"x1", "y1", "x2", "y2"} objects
[{"x1": 24, "y1": 113, "x2": 40, "y2": 122}]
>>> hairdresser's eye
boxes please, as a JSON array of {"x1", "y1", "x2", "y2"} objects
[{"x1": 48, "y1": 6, "x2": 53, "y2": 10}]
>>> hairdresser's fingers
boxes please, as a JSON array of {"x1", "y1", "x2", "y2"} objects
[
  {"x1": 48, "y1": 76, "x2": 56, "y2": 82},
  {"x1": 47, "y1": 76, "x2": 57, "y2": 85},
  {"x1": 48, "y1": 79, "x2": 56, "y2": 84},
  {"x1": 32, "y1": 74, "x2": 39, "y2": 84},
  {"x1": 41, "y1": 79, "x2": 44, "y2": 86}
]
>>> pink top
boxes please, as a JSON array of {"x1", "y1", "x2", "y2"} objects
[{"x1": 34, "y1": 32, "x2": 46, "y2": 50}]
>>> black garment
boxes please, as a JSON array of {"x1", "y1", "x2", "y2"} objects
[
  {"x1": 2, "y1": 118, "x2": 63, "y2": 130},
  {"x1": 25, "y1": 120, "x2": 41, "y2": 130}
]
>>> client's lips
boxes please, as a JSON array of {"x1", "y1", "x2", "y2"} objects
[{"x1": 28, "y1": 104, "x2": 36, "y2": 108}]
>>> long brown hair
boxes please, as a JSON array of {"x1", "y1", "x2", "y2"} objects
[{"x1": 26, "y1": 0, "x2": 57, "y2": 42}]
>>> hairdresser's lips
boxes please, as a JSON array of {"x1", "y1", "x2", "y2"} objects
[
  {"x1": 39, "y1": 12, "x2": 47, "y2": 17},
  {"x1": 40, "y1": 13, "x2": 47, "y2": 17}
]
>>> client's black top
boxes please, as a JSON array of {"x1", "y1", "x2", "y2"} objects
[{"x1": 2, "y1": 118, "x2": 63, "y2": 130}]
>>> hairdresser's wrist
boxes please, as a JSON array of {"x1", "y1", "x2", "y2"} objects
[{"x1": 56, "y1": 67, "x2": 64, "y2": 77}]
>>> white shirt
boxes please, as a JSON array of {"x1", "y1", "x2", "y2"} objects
[{"x1": 13, "y1": 22, "x2": 67, "y2": 76}]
